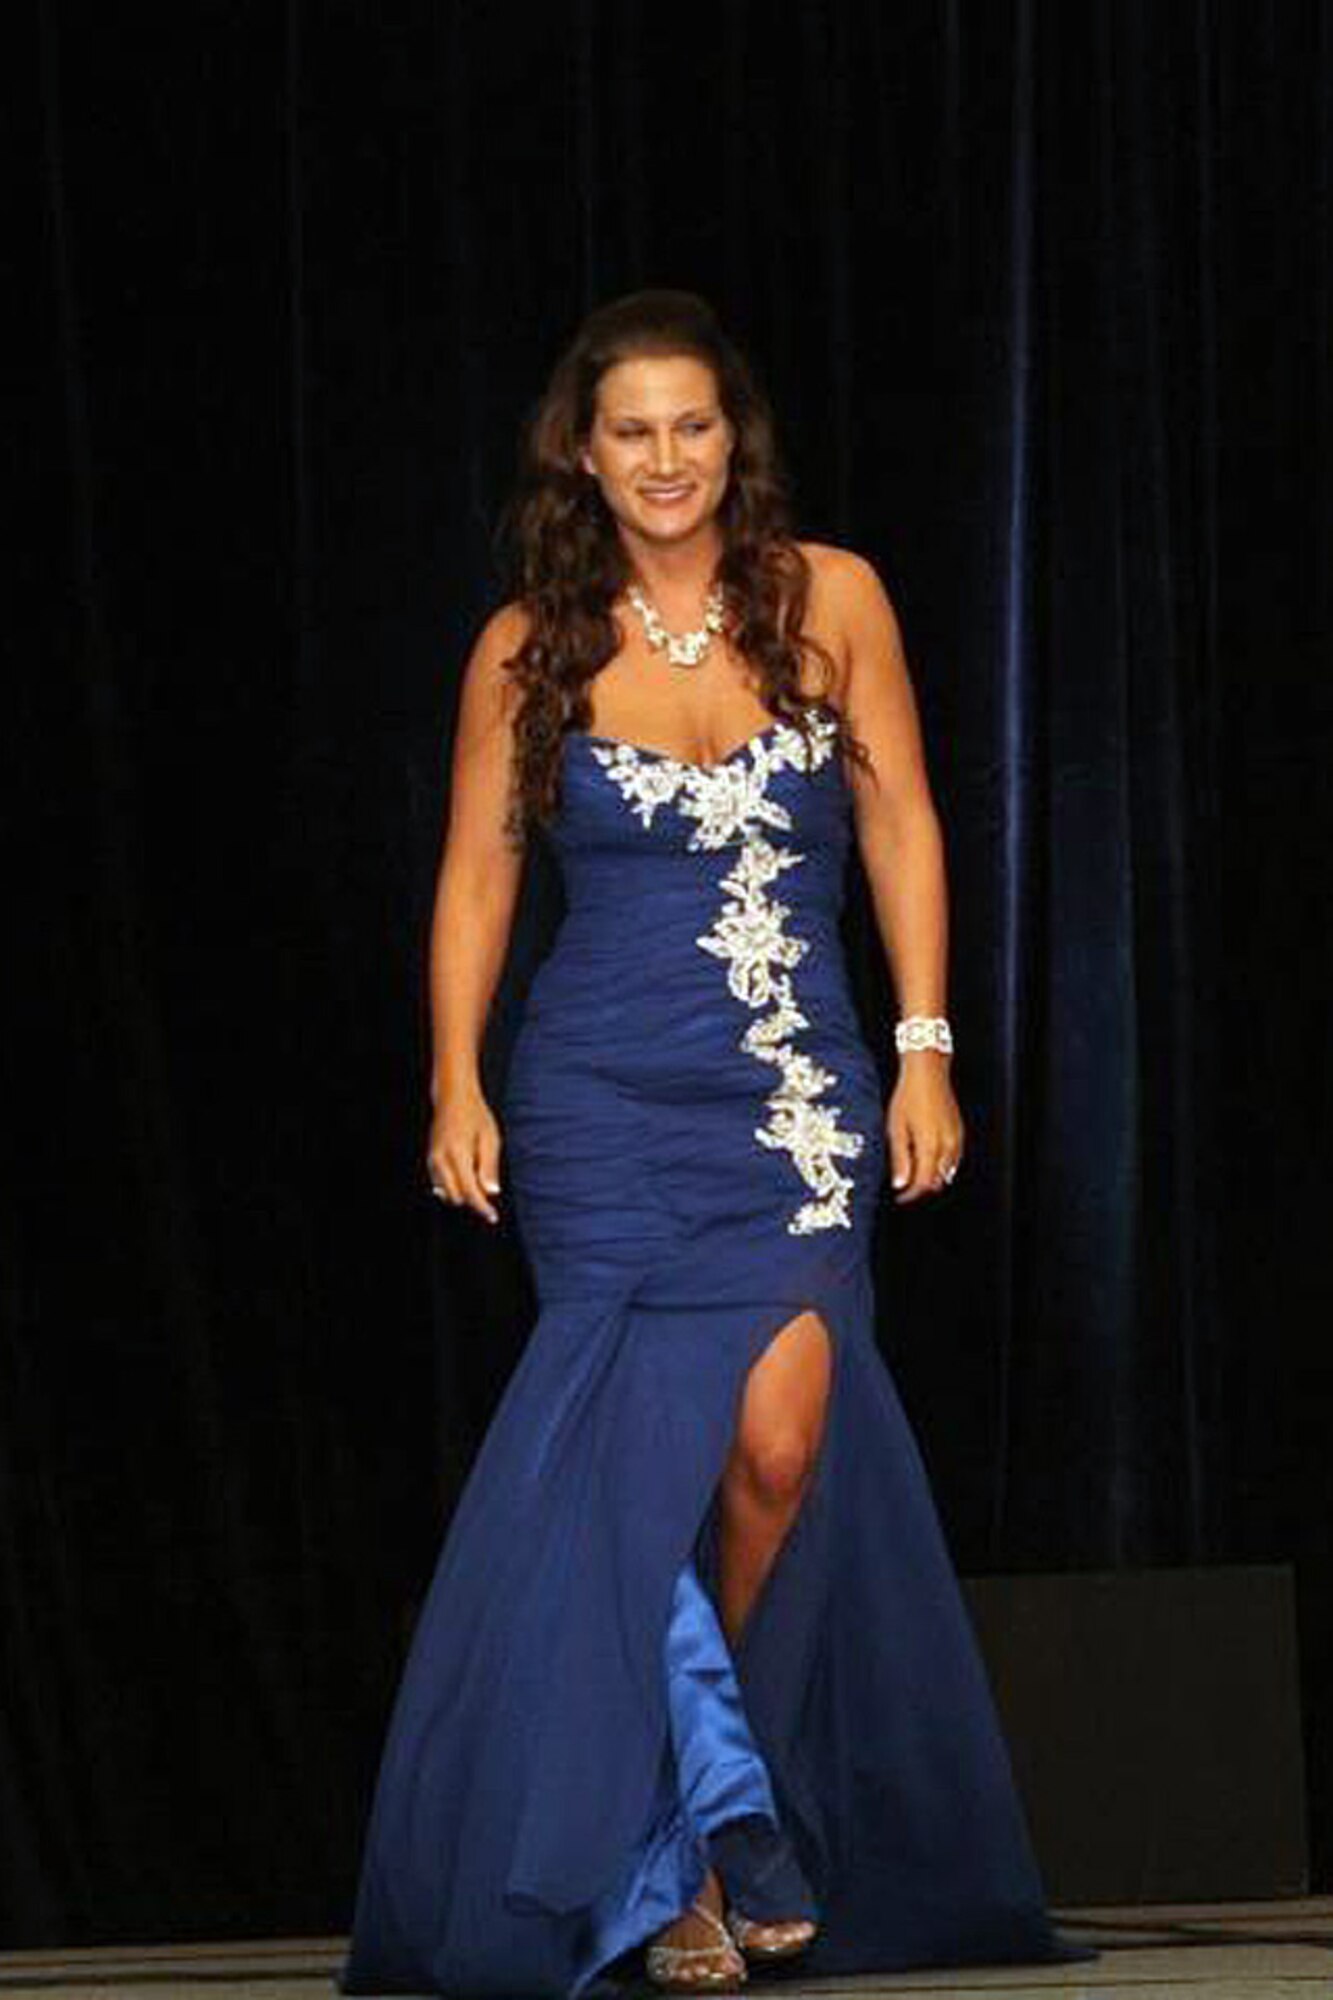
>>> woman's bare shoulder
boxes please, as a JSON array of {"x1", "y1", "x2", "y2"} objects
[
  {"x1": 472, "y1": 596, "x2": 534, "y2": 655},
  {"x1": 463, "y1": 597, "x2": 533, "y2": 681},
  {"x1": 794, "y1": 539, "x2": 891, "y2": 696},
  {"x1": 796, "y1": 537, "x2": 888, "y2": 600},
  {"x1": 455, "y1": 598, "x2": 535, "y2": 738}
]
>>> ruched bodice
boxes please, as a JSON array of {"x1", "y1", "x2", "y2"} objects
[{"x1": 505, "y1": 709, "x2": 883, "y2": 1276}]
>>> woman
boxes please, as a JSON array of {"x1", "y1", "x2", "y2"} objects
[{"x1": 339, "y1": 289, "x2": 1093, "y2": 1997}]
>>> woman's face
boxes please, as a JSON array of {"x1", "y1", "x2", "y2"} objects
[{"x1": 579, "y1": 353, "x2": 735, "y2": 550}]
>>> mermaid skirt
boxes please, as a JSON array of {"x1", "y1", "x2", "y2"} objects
[{"x1": 338, "y1": 1248, "x2": 1090, "y2": 1996}]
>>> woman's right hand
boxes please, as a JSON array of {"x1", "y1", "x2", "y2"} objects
[{"x1": 427, "y1": 1080, "x2": 503, "y2": 1226}]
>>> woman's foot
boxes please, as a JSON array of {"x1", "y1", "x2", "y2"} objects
[
  {"x1": 645, "y1": 1867, "x2": 746, "y2": 1992},
  {"x1": 724, "y1": 1906, "x2": 818, "y2": 1961},
  {"x1": 705, "y1": 1814, "x2": 819, "y2": 1963}
]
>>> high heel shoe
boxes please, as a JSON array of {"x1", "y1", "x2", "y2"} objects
[
  {"x1": 724, "y1": 1906, "x2": 818, "y2": 1962},
  {"x1": 645, "y1": 1897, "x2": 748, "y2": 1992},
  {"x1": 706, "y1": 1812, "x2": 818, "y2": 1963}
]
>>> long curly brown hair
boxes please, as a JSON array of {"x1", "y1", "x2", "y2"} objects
[{"x1": 492, "y1": 288, "x2": 869, "y2": 841}]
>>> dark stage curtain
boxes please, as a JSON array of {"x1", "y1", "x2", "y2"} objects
[{"x1": 10, "y1": 0, "x2": 1331, "y2": 1948}]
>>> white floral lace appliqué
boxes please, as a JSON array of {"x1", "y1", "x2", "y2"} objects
[{"x1": 588, "y1": 712, "x2": 866, "y2": 1234}]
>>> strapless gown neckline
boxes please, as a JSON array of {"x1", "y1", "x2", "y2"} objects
[{"x1": 570, "y1": 712, "x2": 793, "y2": 777}]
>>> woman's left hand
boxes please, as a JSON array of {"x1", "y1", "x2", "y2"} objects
[{"x1": 885, "y1": 1057, "x2": 965, "y2": 1203}]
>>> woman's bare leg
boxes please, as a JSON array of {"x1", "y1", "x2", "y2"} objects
[
  {"x1": 650, "y1": 1312, "x2": 830, "y2": 1970},
  {"x1": 717, "y1": 1309, "x2": 832, "y2": 1646}
]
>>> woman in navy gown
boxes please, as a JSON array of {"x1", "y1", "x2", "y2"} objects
[{"x1": 339, "y1": 289, "x2": 1093, "y2": 1996}]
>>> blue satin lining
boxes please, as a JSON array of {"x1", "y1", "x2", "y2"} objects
[
  {"x1": 665, "y1": 1555, "x2": 780, "y2": 1832},
  {"x1": 574, "y1": 1553, "x2": 799, "y2": 1992}
]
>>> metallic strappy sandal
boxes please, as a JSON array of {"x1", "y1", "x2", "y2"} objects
[
  {"x1": 645, "y1": 1896, "x2": 748, "y2": 1991},
  {"x1": 724, "y1": 1907, "x2": 818, "y2": 1962}
]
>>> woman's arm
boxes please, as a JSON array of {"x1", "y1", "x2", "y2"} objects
[
  {"x1": 426, "y1": 601, "x2": 529, "y2": 1223},
  {"x1": 830, "y1": 550, "x2": 965, "y2": 1201}
]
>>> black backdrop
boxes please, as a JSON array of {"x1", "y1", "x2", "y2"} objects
[{"x1": 10, "y1": 0, "x2": 1332, "y2": 1950}]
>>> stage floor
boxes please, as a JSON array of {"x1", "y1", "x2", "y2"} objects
[{"x1": 1, "y1": 1899, "x2": 1331, "y2": 1998}]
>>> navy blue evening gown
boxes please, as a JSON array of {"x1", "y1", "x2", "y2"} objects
[{"x1": 339, "y1": 703, "x2": 1094, "y2": 1995}]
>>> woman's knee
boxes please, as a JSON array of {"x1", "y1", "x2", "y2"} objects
[
  {"x1": 726, "y1": 1424, "x2": 818, "y2": 1512},
  {"x1": 722, "y1": 1307, "x2": 832, "y2": 1514}
]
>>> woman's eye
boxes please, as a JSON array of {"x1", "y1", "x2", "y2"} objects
[{"x1": 613, "y1": 421, "x2": 711, "y2": 438}]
